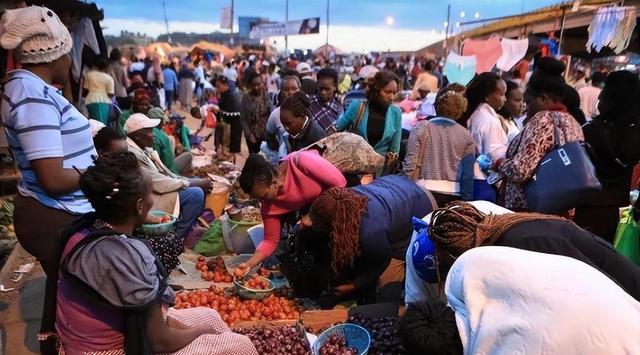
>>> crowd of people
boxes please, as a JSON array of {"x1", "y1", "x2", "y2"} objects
[{"x1": 2, "y1": 4, "x2": 640, "y2": 355}]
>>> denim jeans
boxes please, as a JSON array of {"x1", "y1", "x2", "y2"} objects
[
  {"x1": 176, "y1": 187, "x2": 205, "y2": 238},
  {"x1": 165, "y1": 90, "x2": 174, "y2": 110}
]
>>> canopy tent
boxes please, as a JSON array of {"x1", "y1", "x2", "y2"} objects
[
  {"x1": 146, "y1": 42, "x2": 174, "y2": 59},
  {"x1": 314, "y1": 44, "x2": 344, "y2": 56},
  {"x1": 189, "y1": 41, "x2": 235, "y2": 59}
]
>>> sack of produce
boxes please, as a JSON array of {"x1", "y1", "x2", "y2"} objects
[{"x1": 304, "y1": 132, "x2": 385, "y2": 174}]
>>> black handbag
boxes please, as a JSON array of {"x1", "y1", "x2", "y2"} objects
[{"x1": 525, "y1": 115, "x2": 602, "y2": 214}]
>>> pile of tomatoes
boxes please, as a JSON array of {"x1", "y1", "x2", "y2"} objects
[
  {"x1": 173, "y1": 286, "x2": 302, "y2": 325},
  {"x1": 195, "y1": 256, "x2": 233, "y2": 283},
  {"x1": 239, "y1": 275, "x2": 272, "y2": 290}
]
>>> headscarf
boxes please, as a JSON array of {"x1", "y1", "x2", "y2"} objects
[{"x1": 446, "y1": 246, "x2": 640, "y2": 355}]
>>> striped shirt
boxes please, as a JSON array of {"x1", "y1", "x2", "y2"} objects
[{"x1": 1, "y1": 70, "x2": 95, "y2": 214}]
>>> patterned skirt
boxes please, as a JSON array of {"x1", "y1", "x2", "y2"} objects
[{"x1": 59, "y1": 307, "x2": 258, "y2": 355}]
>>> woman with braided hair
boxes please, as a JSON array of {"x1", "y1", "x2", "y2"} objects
[
  {"x1": 56, "y1": 152, "x2": 257, "y2": 355},
  {"x1": 280, "y1": 91, "x2": 327, "y2": 151},
  {"x1": 236, "y1": 152, "x2": 346, "y2": 276},
  {"x1": 426, "y1": 201, "x2": 640, "y2": 301},
  {"x1": 306, "y1": 175, "x2": 436, "y2": 309}
]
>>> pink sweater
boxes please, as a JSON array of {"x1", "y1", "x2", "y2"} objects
[{"x1": 258, "y1": 150, "x2": 346, "y2": 256}]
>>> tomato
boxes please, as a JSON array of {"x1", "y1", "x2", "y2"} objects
[{"x1": 197, "y1": 256, "x2": 205, "y2": 262}]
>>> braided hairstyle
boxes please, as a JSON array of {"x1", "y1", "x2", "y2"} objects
[
  {"x1": 428, "y1": 202, "x2": 568, "y2": 257},
  {"x1": 280, "y1": 91, "x2": 311, "y2": 120},
  {"x1": 309, "y1": 187, "x2": 368, "y2": 274},
  {"x1": 79, "y1": 152, "x2": 147, "y2": 224},
  {"x1": 460, "y1": 72, "x2": 502, "y2": 125},
  {"x1": 239, "y1": 154, "x2": 278, "y2": 195}
]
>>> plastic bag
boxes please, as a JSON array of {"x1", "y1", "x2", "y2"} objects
[
  {"x1": 613, "y1": 207, "x2": 640, "y2": 265},
  {"x1": 410, "y1": 217, "x2": 437, "y2": 283},
  {"x1": 194, "y1": 221, "x2": 228, "y2": 257}
]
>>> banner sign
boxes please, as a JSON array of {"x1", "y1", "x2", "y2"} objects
[
  {"x1": 249, "y1": 17, "x2": 320, "y2": 39},
  {"x1": 220, "y1": 6, "x2": 232, "y2": 29}
]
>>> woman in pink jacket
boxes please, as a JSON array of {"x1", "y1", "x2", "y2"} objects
[{"x1": 237, "y1": 151, "x2": 346, "y2": 274}]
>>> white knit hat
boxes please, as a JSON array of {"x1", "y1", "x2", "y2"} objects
[{"x1": 0, "y1": 6, "x2": 73, "y2": 64}]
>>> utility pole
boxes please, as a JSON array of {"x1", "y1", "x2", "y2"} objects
[
  {"x1": 325, "y1": 0, "x2": 330, "y2": 59},
  {"x1": 444, "y1": 4, "x2": 451, "y2": 53},
  {"x1": 162, "y1": 0, "x2": 171, "y2": 43},
  {"x1": 285, "y1": 0, "x2": 289, "y2": 54},
  {"x1": 230, "y1": 0, "x2": 235, "y2": 45}
]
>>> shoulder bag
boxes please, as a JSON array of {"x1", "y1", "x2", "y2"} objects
[
  {"x1": 525, "y1": 115, "x2": 602, "y2": 214},
  {"x1": 349, "y1": 100, "x2": 367, "y2": 134}
]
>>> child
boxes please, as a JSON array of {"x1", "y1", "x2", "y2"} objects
[{"x1": 191, "y1": 104, "x2": 220, "y2": 151}]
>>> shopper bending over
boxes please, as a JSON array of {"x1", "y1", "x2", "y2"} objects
[
  {"x1": 427, "y1": 201, "x2": 640, "y2": 301},
  {"x1": 306, "y1": 175, "x2": 436, "y2": 308},
  {"x1": 399, "y1": 247, "x2": 640, "y2": 355},
  {"x1": 56, "y1": 152, "x2": 257, "y2": 355},
  {"x1": 236, "y1": 152, "x2": 346, "y2": 275}
]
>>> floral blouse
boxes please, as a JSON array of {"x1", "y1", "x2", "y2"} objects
[{"x1": 499, "y1": 110, "x2": 584, "y2": 210}]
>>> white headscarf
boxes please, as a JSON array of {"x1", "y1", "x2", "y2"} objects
[{"x1": 446, "y1": 246, "x2": 640, "y2": 355}]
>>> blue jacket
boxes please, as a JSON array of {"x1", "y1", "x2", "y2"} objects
[
  {"x1": 335, "y1": 100, "x2": 402, "y2": 156},
  {"x1": 163, "y1": 68, "x2": 178, "y2": 92},
  {"x1": 347, "y1": 175, "x2": 435, "y2": 293}
]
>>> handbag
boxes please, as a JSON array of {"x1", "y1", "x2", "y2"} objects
[
  {"x1": 613, "y1": 207, "x2": 640, "y2": 265},
  {"x1": 525, "y1": 115, "x2": 602, "y2": 214}
]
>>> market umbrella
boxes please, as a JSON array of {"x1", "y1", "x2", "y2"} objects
[
  {"x1": 189, "y1": 41, "x2": 235, "y2": 59},
  {"x1": 313, "y1": 44, "x2": 343, "y2": 56}
]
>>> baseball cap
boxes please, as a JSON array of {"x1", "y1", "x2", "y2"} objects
[
  {"x1": 296, "y1": 62, "x2": 312, "y2": 75},
  {"x1": 124, "y1": 113, "x2": 160, "y2": 134}
]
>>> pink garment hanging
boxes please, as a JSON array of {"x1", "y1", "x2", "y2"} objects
[
  {"x1": 496, "y1": 38, "x2": 529, "y2": 72},
  {"x1": 462, "y1": 36, "x2": 503, "y2": 74}
]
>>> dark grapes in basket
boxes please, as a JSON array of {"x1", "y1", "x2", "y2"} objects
[
  {"x1": 319, "y1": 334, "x2": 358, "y2": 355},
  {"x1": 347, "y1": 314, "x2": 406, "y2": 355}
]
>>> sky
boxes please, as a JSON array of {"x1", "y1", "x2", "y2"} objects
[{"x1": 99, "y1": 0, "x2": 564, "y2": 52}]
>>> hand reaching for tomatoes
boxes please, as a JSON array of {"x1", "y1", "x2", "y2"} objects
[{"x1": 234, "y1": 263, "x2": 251, "y2": 278}]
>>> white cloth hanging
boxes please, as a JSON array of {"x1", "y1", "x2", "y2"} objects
[
  {"x1": 587, "y1": 6, "x2": 636, "y2": 54},
  {"x1": 443, "y1": 52, "x2": 477, "y2": 86},
  {"x1": 496, "y1": 38, "x2": 529, "y2": 72}
]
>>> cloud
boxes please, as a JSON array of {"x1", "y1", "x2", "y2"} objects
[
  {"x1": 280, "y1": 24, "x2": 444, "y2": 53},
  {"x1": 102, "y1": 18, "x2": 444, "y2": 52}
]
